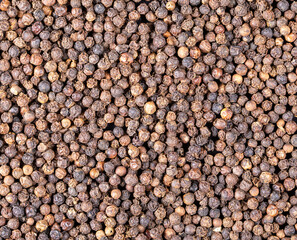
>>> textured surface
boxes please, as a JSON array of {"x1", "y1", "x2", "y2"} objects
[{"x1": 0, "y1": 0, "x2": 297, "y2": 239}]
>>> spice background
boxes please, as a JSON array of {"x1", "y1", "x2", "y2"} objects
[{"x1": 0, "y1": 0, "x2": 297, "y2": 239}]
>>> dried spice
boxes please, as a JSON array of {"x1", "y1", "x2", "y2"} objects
[{"x1": 0, "y1": 0, "x2": 297, "y2": 239}]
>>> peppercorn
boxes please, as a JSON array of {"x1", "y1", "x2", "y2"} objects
[
  {"x1": 0, "y1": 0, "x2": 297, "y2": 238},
  {"x1": 36, "y1": 219, "x2": 48, "y2": 232}
]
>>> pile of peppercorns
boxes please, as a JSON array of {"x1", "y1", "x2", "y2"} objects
[{"x1": 0, "y1": 0, "x2": 297, "y2": 239}]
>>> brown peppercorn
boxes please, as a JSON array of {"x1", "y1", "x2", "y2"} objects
[
  {"x1": 199, "y1": 40, "x2": 212, "y2": 53},
  {"x1": 245, "y1": 100, "x2": 257, "y2": 111},
  {"x1": 36, "y1": 219, "x2": 48, "y2": 232},
  {"x1": 30, "y1": 54, "x2": 43, "y2": 66},
  {"x1": 177, "y1": 46, "x2": 189, "y2": 58},
  {"x1": 115, "y1": 166, "x2": 127, "y2": 176},
  {"x1": 220, "y1": 108, "x2": 233, "y2": 120},
  {"x1": 208, "y1": 81, "x2": 218, "y2": 93},
  {"x1": 183, "y1": 193, "x2": 195, "y2": 205},
  {"x1": 61, "y1": 219, "x2": 74, "y2": 231},
  {"x1": 188, "y1": 168, "x2": 201, "y2": 180},
  {"x1": 111, "y1": 189, "x2": 121, "y2": 199},
  {"x1": 144, "y1": 101, "x2": 156, "y2": 114},
  {"x1": 239, "y1": 23, "x2": 251, "y2": 37},
  {"x1": 166, "y1": 2, "x2": 175, "y2": 11},
  {"x1": 266, "y1": 205, "x2": 278, "y2": 217},
  {"x1": 259, "y1": 172, "x2": 273, "y2": 183},
  {"x1": 120, "y1": 53, "x2": 134, "y2": 65}
]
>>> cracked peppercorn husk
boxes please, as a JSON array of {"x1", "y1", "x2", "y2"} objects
[{"x1": 0, "y1": 0, "x2": 297, "y2": 239}]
